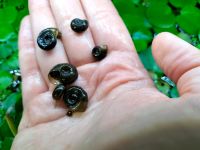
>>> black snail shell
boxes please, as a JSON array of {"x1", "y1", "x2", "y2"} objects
[
  {"x1": 92, "y1": 45, "x2": 108, "y2": 61},
  {"x1": 37, "y1": 28, "x2": 61, "y2": 51},
  {"x1": 48, "y1": 63, "x2": 78, "y2": 85},
  {"x1": 52, "y1": 84, "x2": 65, "y2": 100},
  {"x1": 71, "y1": 18, "x2": 89, "y2": 33},
  {"x1": 63, "y1": 86, "x2": 88, "y2": 116}
]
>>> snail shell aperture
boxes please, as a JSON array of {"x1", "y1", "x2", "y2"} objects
[{"x1": 48, "y1": 63, "x2": 78, "y2": 85}]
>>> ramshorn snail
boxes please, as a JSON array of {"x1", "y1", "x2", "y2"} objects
[
  {"x1": 71, "y1": 18, "x2": 89, "y2": 33},
  {"x1": 92, "y1": 45, "x2": 108, "y2": 61},
  {"x1": 49, "y1": 63, "x2": 88, "y2": 116},
  {"x1": 52, "y1": 84, "x2": 65, "y2": 100},
  {"x1": 63, "y1": 86, "x2": 88, "y2": 116},
  {"x1": 48, "y1": 63, "x2": 78, "y2": 85},
  {"x1": 37, "y1": 28, "x2": 61, "y2": 51}
]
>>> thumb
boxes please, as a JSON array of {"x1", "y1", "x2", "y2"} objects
[{"x1": 152, "y1": 32, "x2": 200, "y2": 96}]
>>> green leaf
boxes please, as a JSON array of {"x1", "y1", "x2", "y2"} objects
[
  {"x1": 0, "y1": 6, "x2": 19, "y2": 39},
  {"x1": 131, "y1": 0, "x2": 141, "y2": 5},
  {"x1": 139, "y1": 48, "x2": 163, "y2": 73},
  {"x1": 0, "y1": 51, "x2": 19, "y2": 71},
  {"x1": 176, "y1": 6, "x2": 200, "y2": 34},
  {"x1": 169, "y1": 87, "x2": 179, "y2": 98},
  {"x1": 0, "y1": 119, "x2": 13, "y2": 139},
  {"x1": 169, "y1": 0, "x2": 197, "y2": 8},
  {"x1": 114, "y1": 1, "x2": 150, "y2": 32},
  {"x1": 0, "y1": 89, "x2": 12, "y2": 101},
  {"x1": 146, "y1": 3, "x2": 176, "y2": 28},
  {"x1": 0, "y1": 140, "x2": 2, "y2": 149},
  {"x1": 5, "y1": 114, "x2": 17, "y2": 136},
  {"x1": 6, "y1": 32, "x2": 18, "y2": 51},
  {"x1": 154, "y1": 26, "x2": 178, "y2": 34},
  {"x1": 142, "y1": 0, "x2": 168, "y2": 7},
  {"x1": 122, "y1": 13, "x2": 146, "y2": 32},
  {"x1": 132, "y1": 29, "x2": 152, "y2": 52},
  {"x1": 0, "y1": 7, "x2": 17, "y2": 24},
  {"x1": 0, "y1": 71, "x2": 12, "y2": 91},
  {"x1": 0, "y1": 44, "x2": 13, "y2": 59},
  {"x1": 2, "y1": 92, "x2": 21, "y2": 111},
  {"x1": 155, "y1": 79, "x2": 171, "y2": 96},
  {"x1": 2, "y1": 137, "x2": 13, "y2": 150},
  {"x1": 177, "y1": 32, "x2": 192, "y2": 43},
  {"x1": 0, "y1": 24, "x2": 13, "y2": 39}
]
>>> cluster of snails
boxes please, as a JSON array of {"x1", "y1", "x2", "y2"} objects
[
  {"x1": 36, "y1": 18, "x2": 108, "y2": 116},
  {"x1": 48, "y1": 63, "x2": 88, "y2": 116}
]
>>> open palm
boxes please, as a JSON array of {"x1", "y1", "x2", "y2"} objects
[{"x1": 12, "y1": 0, "x2": 200, "y2": 150}]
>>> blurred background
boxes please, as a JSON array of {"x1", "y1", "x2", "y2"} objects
[{"x1": 0, "y1": 0, "x2": 199, "y2": 149}]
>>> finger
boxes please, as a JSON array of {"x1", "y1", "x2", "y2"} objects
[
  {"x1": 19, "y1": 18, "x2": 67, "y2": 128},
  {"x1": 19, "y1": 16, "x2": 48, "y2": 106},
  {"x1": 81, "y1": 0, "x2": 135, "y2": 52},
  {"x1": 29, "y1": 0, "x2": 69, "y2": 85},
  {"x1": 152, "y1": 32, "x2": 200, "y2": 96},
  {"x1": 49, "y1": 0, "x2": 95, "y2": 66},
  {"x1": 80, "y1": 0, "x2": 157, "y2": 93}
]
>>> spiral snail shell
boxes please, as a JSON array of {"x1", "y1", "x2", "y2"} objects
[
  {"x1": 52, "y1": 84, "x2": 65, "y2": 100},
  {"x1": 92, "y1": 45, "x2": 108, "y2": 61},
  {"x1": 71, "y1": 18, "x2": 89, "y2": 33},
  {"x1": 63, "y1": 86, "x2": 88, "y2": 116},
  {"x1": 37, "y1": 28, "x2": 61, "y2": 51},
  {"x1": 48, "y1": 63, "x2": 78, "y2": 85}
]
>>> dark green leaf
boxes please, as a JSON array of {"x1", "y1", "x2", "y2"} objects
[
  {"x1": 169, "y1": 0, "x2": 197, "y2": 8},
  {"x1": 0, "y1": 119, "x2": 13, "y2": 139},
  {"x1": 0, "y1": 44, "x2": 13, "y2": 59},
  {"x1": 0, "y1": 51, "x2": 19, "y2": 70},
  {"x1": 0, "y1": 71, "x2": 12, "y2": 91},
  {"x1": 169, "y1": 87, "x2": 179, "y2": 98},
  {"x1": 2, "y1": 137, "x2": 13, "y2": 150},
  {"x1": 2, "y1": 92, "x2": 21, "y2": 111}
]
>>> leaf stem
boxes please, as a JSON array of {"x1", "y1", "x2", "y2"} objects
[{"x1": 5, "y1": 114, "x2": 17, "y2": 136}]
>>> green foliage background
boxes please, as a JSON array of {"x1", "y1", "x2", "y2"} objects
[{"x1": 0, "y1": 0, "x2": 199, "y2": 149}]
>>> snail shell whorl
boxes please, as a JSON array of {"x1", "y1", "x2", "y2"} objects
[{"x1": 37, "y1": 28, "x2": 60, "y2": 51}]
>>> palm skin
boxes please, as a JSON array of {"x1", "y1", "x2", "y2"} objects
[{"x1": 12, "y1": 0, "x2": 200, "y2": 150}]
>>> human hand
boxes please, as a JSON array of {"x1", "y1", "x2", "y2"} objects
[{"x1": 12, "y1": 0, "x2": 200, "y2": 150}]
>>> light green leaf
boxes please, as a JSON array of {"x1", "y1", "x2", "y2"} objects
[
  {"x1": 177, "y1": 6, "x2": 200, "y2": 34},
  {"x1": 139, "y1": 48, "x2": 163, "y2": 73},
  {"x1": 132, "y1": 29, "x2": 152, "y2": 52},
  {"x1": 146, "y1": 4, "x2": 176, "y2": 28}
]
